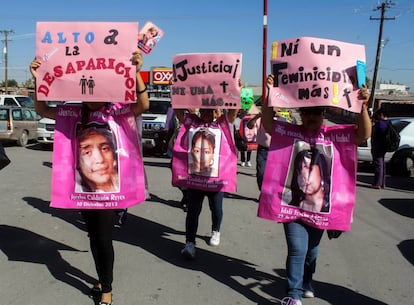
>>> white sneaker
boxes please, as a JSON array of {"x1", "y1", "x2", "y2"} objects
[
  {"x1": 281, "y1": 297, "x2": 302, "y2": 305},
  {"x1": 302, "y1": 290, "x2": 314, "y2": 298},
  {"x1": 246, "y1": 161, "x2": 252, "y2": 167},
  {"x1": 241, "y1": 162, "x2": 245, "y2": 167},
  {"x1": 302, "y1": 282, "x2": 315, "y2": 298},
  {"x1": 181, "y1": 242, "x2": 196, "y2": 259},
  {"x1": 209, "y1": 231, "x2": 220, "y2": 246}
]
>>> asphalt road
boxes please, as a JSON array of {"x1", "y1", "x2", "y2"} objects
[{"x1": 0, "y1": 143, "x2": 413, "y2": 305}]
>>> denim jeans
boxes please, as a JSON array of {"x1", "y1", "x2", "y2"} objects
[
  {"x1": 185, "y1": 189, "x2": 224, "y2": 244},
  {"x1": 372, "y1": 153, "x2": 386, "y2": 187},
  {"x1": 283, "y1": 221, "x2": 324, "y2": 300},
  {"x1": 256, "y1": 145, "x2": 268, "y2": 190}
]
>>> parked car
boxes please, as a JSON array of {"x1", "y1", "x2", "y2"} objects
[
  {"x1": 36, "y1": 102, "x2": 64, "y2": 145},
  {"x1": 0, "y1": 95, "x2": 35, "y2": 108},
  {"x1": 0, "y1": 106, "x2": 40, "y2": 146},
  {"x1": 357, "y1": 117, "x2": 414, "y2": 176},
  {"x1": 142, "y1": 97, "x2": 171, "y2": 154},
  {"x1": 37, "y1": 117, "x2": 56, "y2": 145}
]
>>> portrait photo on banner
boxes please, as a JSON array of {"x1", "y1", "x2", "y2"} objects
[
  {"x1": 74, "y1": 122, "x2": 120, "y2": 193},
  {"x1": 241, "y1": 118, "x2": 257, "y2": 143},
  {"x1": 137, "y1": 21, "x2": 164, "y2": 54},
  {"x1": 268, "y1": 36, "x2": 366, "y2": 113},
  {"x1": 35, "y1": 21, "x2": 138, "y2": 102},
  {"x1": 171, "y1": 52, "x2": 242, "y2": 109},
  {"x1": 187, "y1": 127, "x2": 222, "y2": 178},
  {"x1": 281, "y1": 140, "x2": 333, "y2": 214}
]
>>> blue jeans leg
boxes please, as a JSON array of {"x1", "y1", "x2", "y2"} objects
[
  {"x1": 207, "y1": 191, "x2": 224, "y2": 232},
  {"x1": 373, "y1": 155, "x2": 385, "y2": 187},
  {"x1": 256, "y1": 145, "x2": 268, "y2": 191},
  {"x1": 283, "y1": 221, "x2": 324, "y2": 300}
]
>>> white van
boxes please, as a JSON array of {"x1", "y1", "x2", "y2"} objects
[{"x1": 0, "y1": 95, "x2": 35, "y2": 108}]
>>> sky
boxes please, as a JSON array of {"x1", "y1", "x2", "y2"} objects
[{"x1": 1, "y1": 0, "x2": 413, "y2": 91}]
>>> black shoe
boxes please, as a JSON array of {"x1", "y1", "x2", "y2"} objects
[
  {"x1": 116, "y1": 209, "x2": 128, "y2": 227},
  {"x1": 89, "y1": 285, "x2": 102, "y2": 300},
  {"x1": 180, "y1": 197, "x2": 188, "y2": 212}
]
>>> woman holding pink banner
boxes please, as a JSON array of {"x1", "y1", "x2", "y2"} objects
[
  {"x1": 29, "y1": 49, "x2": 149, "y2": 305},
  {"x1": 174, "y1": 107, "x2": 238, "y2": 259},
  {"x1": 260, "y1": 75, "x2": 371, "y2": 305}
]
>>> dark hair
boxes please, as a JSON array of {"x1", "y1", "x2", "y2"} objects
[
  {"x1": 289, "y1": 147, "x2": 330, "y2": 212},
  {"x1": 191, "y1": 128, "x2": 216, "y2": 151},
  {"x1": 374, "y1": 108, "x2": 388, "y2": 119},
  {"x1": 76, "y1": 123, "x2": 118, "y2": 192}
]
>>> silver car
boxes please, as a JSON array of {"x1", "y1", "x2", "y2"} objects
[{"x1": 0, "y1": 106, "x2": 39, "y2": 146}]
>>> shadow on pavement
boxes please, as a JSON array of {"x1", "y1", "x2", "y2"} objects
[
  {"x1": 357, "y1": 173, "x2": 414, "y2": 192},
  {"x1": 0, "y1": 224, "x2": 95, "y2": 296},
  {"x1": 22, "y1": 196, "x2": 389, "y2": 305},
  {"x1": 397, "y1": 239, "x2": 414, "y2": 265},
  {"x1": 378, "y1": 198, "x2": 414, "y2": 218},
  {"x1": 273, "y1": 269, "x2": 388, "y2": 305}
]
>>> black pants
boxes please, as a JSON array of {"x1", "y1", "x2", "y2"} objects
[
  {"x1": 81, "y1": 209, "x2": 116, "y2": 293},
  {"x1": 240, "y1": 150, "x2": 251, "y2": 162}
]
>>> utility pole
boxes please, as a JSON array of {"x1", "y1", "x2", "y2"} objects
[
  {"x1": 369, "y1": 1, "x2": 395, "y2": 110},
  {"x1": 262, "y1": 0, "x2": 268, "y2": 103},
  {"x1": 0, "y1": 29, "x2": 14, "y2": 94}
]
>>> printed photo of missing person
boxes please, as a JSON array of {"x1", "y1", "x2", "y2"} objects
[
  {"x1": 282, "y1": 140, "x2": 333, "y2": 213},
  {"x1": 75, "y1": 123, "x2": 120, "y2": 193},
  {"x1": 137, "y1": 21, "x2": 164, "y2": 54},
  {"x1": 242, "y1": 119, "x2": 257, "y2": 143},
  {"x1": 187, "y1": 127, "x2": 221, "y2": 178}
]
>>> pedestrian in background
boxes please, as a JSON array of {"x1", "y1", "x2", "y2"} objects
[{"x1": 370, "y1": 108, "x2": 388, "y2": 189}]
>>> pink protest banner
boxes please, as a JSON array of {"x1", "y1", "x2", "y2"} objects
[
  {"x1": 35, "y1": 22, "x2": 138, "y2": 102},
  {"x1": 50, "y1": 103, "x2": 146, "y2": 209},
  {"x1": 258, "y1": 120, "x2": 356, "y2": 231},
  {"x1": 239, "y1": 115, "x2": 259, "y2": 151},
  {"x1": 268, "y1": 37, "x2": 366, "y2": 113},
  {"x1": 172, "y1": 113, "x2": 237, "y2": 192},
  {"x1": 171, "y1": 53, "x2": 242, "y2": 109}
]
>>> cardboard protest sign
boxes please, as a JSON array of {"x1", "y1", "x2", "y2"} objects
[
  {"x1": 50, "y1": 103, "x2": 146, "y2": 209},
  {"x1": 137, "y1": 21, "x2": 164, "y2": 54},
  {"x1": 258, "y1": 120, "x2": 357, "y2": 231},
  {"x1": 35, "y1": 22, "x2": 138, "y2": 102},
  {"x1": 171, "y1": 53, "x2": 242, "y2": 109},
  {"x1": 268, "y1": 37, "x2": 366, "y2": 113},
  {"x1": 172, "y1": 113, "x2": 237, "y2": 192}
]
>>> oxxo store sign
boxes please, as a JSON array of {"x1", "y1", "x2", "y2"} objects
[{"x1": 151, "y1": 67, "x2": 173, "y2": 85}]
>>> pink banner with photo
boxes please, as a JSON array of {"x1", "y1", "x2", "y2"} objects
[
  {"x1": 50, "y1": 103, "x2": 146, "y2": 209},
  {"x1": 172, "y1": 113, "x2": 237, "y2": 192},
  {"x1": 239, "y1": 115, "x2": 259, "y2": 151},
  {"x1": 258, "y1": 120, "x2": 357, "y2": 231},
  {"x1": 137, "y1": 21, "x2": 164, "y2": 54},
  {"x1": 171, "y1": 53, "x2": 242, "y2": 109},
  {"x1": 35, "y1": 22, "x2": 138, "y2": 102},
  {"x1": 268, "y1": 37, "x2": 366, "y2": 113}
]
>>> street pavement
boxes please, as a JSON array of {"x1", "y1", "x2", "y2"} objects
[{"x1": 0, "y1": 143, "x2": 413, "y2": 305}]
